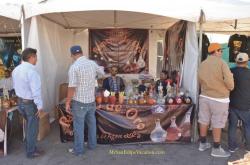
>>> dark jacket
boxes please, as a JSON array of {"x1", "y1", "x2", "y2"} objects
[
  {"x1": 230, "y1": 67, "x2": 250, "y2": 111},
  {"x1": 102, "y1": 76, "x2": 125, "y2": 92},
  {"x1": 155, "y1": 80, "x2": 167, "y2": 96}
]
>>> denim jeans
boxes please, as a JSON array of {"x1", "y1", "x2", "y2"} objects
[
  {"x1": 18, "y1": 100, "x2": 39, "y2": 157},
  {"x1": 228, "y1": 108, "x2": 250, "y2": 150},
  {"x1": 71, "y1": 100, "x2": 97, "y2": 155}
]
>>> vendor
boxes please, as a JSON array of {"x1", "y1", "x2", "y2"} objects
[
  {"x1": 138, "y1": 79, "x2": 147, "y2": 94},
  {"x1": 102, "y1": 66, "x2": 125, "y2": 93},
  {"x1": 155, "y1": 70, "x2": 167, "y2": 96}
]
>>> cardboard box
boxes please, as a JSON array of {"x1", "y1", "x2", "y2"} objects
[
  {"x1": 59, "y1": 83, "x2": 68, "y2": 102},
  {"x1": 37, "y1": 111, "x2": 50, "y2": 141}
]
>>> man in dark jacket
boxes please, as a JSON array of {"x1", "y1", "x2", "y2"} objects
[
  {"x1": 102, "y1": 66, "x2": 125, "y2": 93},
  {"x1": 155, "y1": 70, "x2": 167, "y2": 96},
  {"x1": 229, "y1": 52, "x2": 250, "y2": 152}
]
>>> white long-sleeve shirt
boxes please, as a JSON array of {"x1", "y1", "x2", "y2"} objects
[{"x1": 12, "y1": 61, "x2": 43, "y2": 110}]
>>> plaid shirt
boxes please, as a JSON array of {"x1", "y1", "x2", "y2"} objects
[{"x1": 68, "y1": 56, "x2": 104, "y2": 103}]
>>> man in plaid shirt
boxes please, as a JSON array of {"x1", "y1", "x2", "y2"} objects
[{"x1": 66, "y1": 45, "x2": 104, "y2": 156}]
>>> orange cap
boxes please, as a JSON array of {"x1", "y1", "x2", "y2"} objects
[{"x1": 208, "y1": 43, "x2": 221, "y2": 54}]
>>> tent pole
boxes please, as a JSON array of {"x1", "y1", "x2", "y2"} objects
[
  {"x1": 193, "y1": 10, "x2": 205, "y2": 143},
  {"x1": 21, "y1": 5, "x2": 25, "y2": 50}
]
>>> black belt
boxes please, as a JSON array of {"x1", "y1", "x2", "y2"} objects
[{"x1": 18, "y1": 97, "x2": 34, "y2": 103}]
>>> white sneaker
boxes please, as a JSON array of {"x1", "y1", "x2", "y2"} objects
[
  {"x1": 229, "y1": 147, "x2": 239, "y2": 153},
  {"x1": 199, "y1": 142, "x2": 211, "y2": 151},
  {"x1": 211, "y1": 147, "x2": 231, "y2": 157},
  {"x1": 68, "y1": 148, "x2": 74, "y2": 154}
]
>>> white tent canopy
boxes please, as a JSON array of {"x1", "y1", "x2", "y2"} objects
[
  {"x1": 1, "y1": 0, "x2": 250, "y2": 32},
  {"x1": 0, "y1": 2, "x2": 21, "y2": 20},
  {"x1": 22, "y1": 0, "x2": 250, "y2": 22}
]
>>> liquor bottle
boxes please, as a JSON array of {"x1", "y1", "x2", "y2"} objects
[
  {"x1": 175, "y1": 93, "x2": 183, "y2": 104},
  {"x1": 150, "y1": 119, "x2": 167, "y2": 143},
  {"x1": 180, "y1": 110, "x2": 191, "y2": 138},
  {"x1": 183, "y1": 91, "x2": 192, "y2": 104},
  {"x1": 165, "y1": 93, "x2": 174, "y2": 105},
  {"x1": 166, "y1": 116, "x2": 181, "y2": 141}
]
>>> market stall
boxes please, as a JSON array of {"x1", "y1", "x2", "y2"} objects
[{"x1": 19, "y1": 0, "x2": 250, "y2": 145}]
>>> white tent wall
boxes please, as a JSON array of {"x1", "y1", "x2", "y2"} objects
[
  {"x1": 72, "y1": 30, "x2": 89, "y2": 56},
  {"x1": 182, "y1": 22, "x2": 199, "y2": 104},
  {"x1": 24, "y1": 16, "x2": 77, "y2": 117}
]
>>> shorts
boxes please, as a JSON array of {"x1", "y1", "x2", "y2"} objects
[{"x1": 198, "y1": 96, "x2": 229, "y2": 128}]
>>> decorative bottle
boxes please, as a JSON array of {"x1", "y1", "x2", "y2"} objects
[
  {"x1": 150, "y1": 119, "x2": 167, "y2": 143},
  {"x1": 166, "y1": 116, "x2": 181, "y2": 141},
  {"x1": 183, "y1": 91, "x2": 192, "y2": 104},
  {"x1": 180, "y1": 110, "x2": 192, "y2": 139}
]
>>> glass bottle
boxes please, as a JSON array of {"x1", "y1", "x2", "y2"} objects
[
  {"x1": 165, "y1": 93, "x2": 174, "y2": 105},
  {"x1": 150, "y1": 119, "x2": 167, "y2": 143},
  {"x1": 175, "y1": 92, "x2": 183, "y2": 104},
  {"x1": 180, "y1": 110, "x2": 191, "y2": 138},
  {"x1": 157, "y1": 82, "x2": 164, "y2": 104},
  {"x1": 166, "y1": 116, "x2": 181, "y2": 141},
  {"x1": 183, "y1": 91, "x2": 192, "y2": 104}
]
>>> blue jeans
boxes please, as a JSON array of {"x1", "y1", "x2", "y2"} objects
[
  {"x1": 228, "y1": 108, "x2": 250, "y2": 150},
  {"x1": 18, "y1": 100, "x2": 39, "y2": 157},
  {"x1": 71, "y1": 100, "x2": 97, "y2": 155}
]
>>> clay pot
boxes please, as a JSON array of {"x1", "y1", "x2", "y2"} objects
[
  {"x1": 109, "y1": 96, "x2": 116, "y2": 104},
  {"x1": 103, "y1": 97, "x2": 109, "y2": 104},
  {"x1": 147, "y1": 98, "x2": 156, "y2": 105},
  {"x1": 2, "y1": 99, "x2": 11, "y2": 108},
  {"x1": 95, "y1": 96, "x2": 103, "y2": 104},
  {"x1": 138, "y1": 98, "x2": 146, "y2": 105},
  {"x1": 128, "y1": 99, "x2": 134, "y2": 105}
]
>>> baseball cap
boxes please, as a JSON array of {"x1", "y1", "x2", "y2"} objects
[
  {"x1": 235, "y1": 52, "x2": 249, "y2": 63},
  {"x1": 208, "y1": 43, "x2": 221, "y2": 54},
  {"x1": 70, "y1": 45, "x2": 82, "y2": 55}
]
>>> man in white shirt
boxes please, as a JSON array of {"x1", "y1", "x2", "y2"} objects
[
  {"x1": 66, "y1": 45, "x2": 104, "y2": 156},
  {"x1": 12, "y1": 48, "x2": 44, "y2": 158}
]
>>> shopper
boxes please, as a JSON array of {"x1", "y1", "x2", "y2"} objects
[
  {"x1": 228, "y1": 52, "x2": 250, "y2": 152},
  {"x1": 102, "y1": 66, "x2": 125, "y2": 93},
  {"x1": 12, "y1": 48, "x2": 44, "y2": 158},
  {"x1": 65, "y1": 45, "x2": 104, "y2": 156},
  {"x1": 198, "y1": 43, "x2": 234, "y2": 157}
]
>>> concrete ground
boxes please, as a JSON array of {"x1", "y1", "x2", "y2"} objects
[{"x1": 0, "y1": 123, "x2": 248, "y2": 165}]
